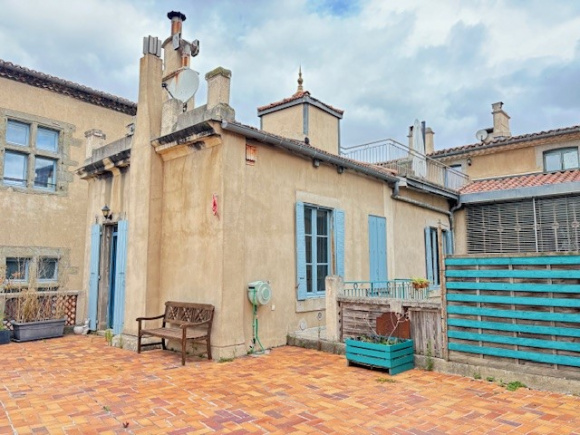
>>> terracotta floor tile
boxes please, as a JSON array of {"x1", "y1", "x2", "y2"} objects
[{"x1": 0, "y1": 336, "x2": 579, "y2": 434}]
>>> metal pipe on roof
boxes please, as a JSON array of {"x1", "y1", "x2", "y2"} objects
[{"x1": 220, "y1": 120, "x2": 399, "y2": 184}]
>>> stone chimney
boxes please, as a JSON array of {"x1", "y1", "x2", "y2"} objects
[
  {"x1": 206, "y1": 67, "x2": 231, "y2": 110},
  {"x1": 84, "y1": 129, "x2": 106, "y2": 160},
  {"x1": 407, "y1": 126, "x2": 413, "y2": 150},
  {"x1": 425, "y1": 127, "x2": 435, "y2": 155},
  {"x1": 491, "y1": 101, "x2": 511, "y2": 139}
]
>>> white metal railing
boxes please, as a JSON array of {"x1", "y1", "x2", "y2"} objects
[
  {"x1": 341, "y1": 280, "x2": 432, "y2": 301},
  {"x1": 341, "y1": 139, "x2": 470, "y2": 191}
]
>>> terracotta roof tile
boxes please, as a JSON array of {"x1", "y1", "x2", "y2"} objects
[
  {"x1": 430, "y1": 125, "x2": 580, "y2": 158},
  {"x1": 257, "y1": 90, "x2": 344, "y2": 115},
  {"x1": 460, "y1": 170, "x2": 580, "y2": 194},
  {"x1": 0, "y1": 59, "x2": 137, "y2": 116}
]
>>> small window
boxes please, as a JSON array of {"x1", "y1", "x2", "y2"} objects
[
  {"x1": 38, "y1": 258, "x2": 58, "y2": 281},
  {"x1": 6, "y1": 258, "x2": 30, "y2": 282},
  {"x1": 543, "y1": 148, "x2": 579, "y2": 172},
  {"x1": 305, "y1": 206, "x2": 330, "y2": 294},
  {"x1": 6, "y1": 120, "x2": 30, "y2": 146},
  {"x1": 34, "y1": 157, "x2": 57, "y2": 190},
  {"x1": 3, "y1": 151, "x2": 28, "y2": 187},
  {"x1": 37, "y1": 127, "x2": 59, "y2": 152}
]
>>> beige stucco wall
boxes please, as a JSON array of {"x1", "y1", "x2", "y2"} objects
[
  {"x1": 391, "y1": 189, "x2": 451, "y2": 279},
  {"x1": 149, "y1": 120, "x2": 443, "y2": 358},
  {"x1": 0, "y1": 77, "x2": 132, "y2": 304},
  {"x1": 260, "y1": 104, "x2": 304, "y2": 143},
  {"x1": 307, "y1": 106, "x2": 340, "y2": 154},
  {"x1": 443, "y1": 138, "x2": 580, "y2": 180}
]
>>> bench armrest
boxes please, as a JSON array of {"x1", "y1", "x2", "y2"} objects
[{"x1": 136, "y1": 314, "x2": 165, "y2": 322}]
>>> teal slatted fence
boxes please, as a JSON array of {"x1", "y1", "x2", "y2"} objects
[{"x1": 445, "y1": 254, "x2": 580, "y2": 376}]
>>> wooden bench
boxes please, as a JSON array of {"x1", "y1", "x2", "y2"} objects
[{"x1": 137, "y1": 301, "x2": 214, "y2": 365}]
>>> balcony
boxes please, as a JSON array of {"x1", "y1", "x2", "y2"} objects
[
  {"x1": 341, "y1": 139, "x2": 470, "y2": 191},
  {"x1": 341, "y1": 280, "x2": 433, "y2": 301}
]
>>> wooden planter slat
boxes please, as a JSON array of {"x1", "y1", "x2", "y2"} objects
[{"x1": 346, "y1": 338, "x2": 415, "y2": 375}]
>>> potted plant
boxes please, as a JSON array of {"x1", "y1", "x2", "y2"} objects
[
  {"x1": 11, "y1": 289, "x2": 66, "y2": 342},
  {"x1": 0, "y1": 312, "x2": 10, "y2": 345},
  {"x1": 346, "y1": 334, "x2": 414, "y2": 375},
  {"x1": 411, "y1": 277, "x2": 430, "y2": 290}
]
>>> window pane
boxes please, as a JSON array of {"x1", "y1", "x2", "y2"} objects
[
  {"x1": 38, "y1": 258, "x2": 58, "y2": 280},
  {"x1": 562, "y1": 149, "x2": 579, "y2": 170},
  {"x1": 305, "y1": 235, "x2": 312, "y2": 263},
  {"x1": 6, "y1": 258, "x2": 29, "y2": 281},
  {"x1": 306, "y1": 265, "x2": 313, "y2": 293},
  {"x1": 34, "y1": 157, "x2": 56, "y2": 190},
  {"x1": 544, "y1": 152, "x2": 561, "y2": 171},
  {"x1": 3, "y1": 151, "x2": 28, "y2": 186},
  {"x1": 6, "y1": 120, "x2": 29, "y2": 146},
  {"x1": 304, "y1": 207, "x2": 312, "y2": 235},
  {"x1": 317, "y1": 265, "x2": 328, "y2": 291},
  {"x1": 37, "y1": 127, "x2": 59, "y2": 152},
  {"x1": 317, "y1": 210, "x2": 328, "y2": 235},
  {"x1": 317, "y1": 236, "x2": 328, "y2": 263}
]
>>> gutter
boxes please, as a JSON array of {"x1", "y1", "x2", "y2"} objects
[{"x1": 221, "y1": 120, "x2": 399, "y2": 184}]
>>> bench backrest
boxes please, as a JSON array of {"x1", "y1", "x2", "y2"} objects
[{"x1": 163, "y1": 301, "x2": 215, "y2": 332}]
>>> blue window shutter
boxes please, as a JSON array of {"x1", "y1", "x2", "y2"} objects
[
  {"x1": 88, "y1": 224, "x2": 101, "y2": 331},
  {"x1": 334, "y1": 209, "x2": 345, "y2": 279},
  {"x1": 112, "y1": 220, "x2": 128, "y2": 335},
  {"x1": 445, "y1": 230, "x2": 454, "y2": 255},
  {"x1": 369, "y1": 216, "x2": 387, "y2": 282},
  {"x1": 296, "y1": 202, "x2": 307, "y2": 300},
  {"x1": 425, "y1": 227, "x2": 434, "y2": 283}
]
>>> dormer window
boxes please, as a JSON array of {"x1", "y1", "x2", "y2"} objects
[{"x1": 543, "y1": 147, "x2": 579, "y2": 172}]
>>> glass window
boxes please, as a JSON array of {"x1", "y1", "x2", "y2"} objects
[
  {"x1": 304, "y1": 206, "x2": 330, "y2": 294},
  {"x1": 544, "y1": 148, "x2": 579, "y2": 172},
  {"x1": 37, "y1": 127, "x2": 59, "y2": 152},
  {"x1": 38, "y1": 258, "x2": 58, "y2": 281},
  {"x1": 6, "y1": 258, "x2": 29, "y2": 282},
  {"x1": 3, "y1": 151, "x2": 28, "y2": 186},
  {"x1": 34, "y1": 157, "x2": 57, "y2": 190},
  {"x1": 6, "y1": 120, "x2": 29, "y2": 146}
]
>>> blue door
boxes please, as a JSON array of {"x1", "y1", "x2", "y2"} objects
[{"x1": 369, "y1": 216, "x2": 387, "y2": 282}]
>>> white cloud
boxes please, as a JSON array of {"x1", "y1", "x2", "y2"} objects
[{"x1": 1, "y1": 0, "x2": 579, "y2": 150}]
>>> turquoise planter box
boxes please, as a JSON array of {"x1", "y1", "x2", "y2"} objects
[{"x1": 346, "y1": 338, "x2": 414, "y2": 375}]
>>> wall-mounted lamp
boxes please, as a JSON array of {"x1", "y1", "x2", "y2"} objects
[
  {"x1": 467, "y1": 158, "x2": 472, "y2": 166},
  {"x1": 101, "y1": 205, "x2": 112, "y2": 221},
  {"x1": 312, "y1": 158, "x2": 321, "y2": 168}
]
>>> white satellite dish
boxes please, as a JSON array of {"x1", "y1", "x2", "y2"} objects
[
  {"x1": 475, "y1": 129, "x2": 489, "y2": 142},
  {"x1": 165, "y1": 67, "x2": 199, "y2": 102}
]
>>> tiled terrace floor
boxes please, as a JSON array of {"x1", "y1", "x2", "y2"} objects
[{"x1": 0, "y1": 335, "x2": 579, "y2": 434}]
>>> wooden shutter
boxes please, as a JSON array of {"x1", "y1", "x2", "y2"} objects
[
  {"x1": 296, "y1": 202, "x2": 307, "y2": 300},
  {"x1": 112, "y1": 220, "x2": 128, "y2": 335},
  {"x1": 334, "y1": 209, "x2": 345, "y2": 279},
  {"x1": 368, "y1": 215, "x2": 387, "y2": 282},
  {"x1": 88, "y1": 224, "x2": 101, "y2": 331}
]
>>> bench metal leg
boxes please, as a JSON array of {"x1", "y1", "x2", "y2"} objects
[
  {"x1": 206, "y1": 339, "x2": 212, "y2": 360},
  {"x1": 181, "y1": 339, "x2": 186, "y2": 366}
]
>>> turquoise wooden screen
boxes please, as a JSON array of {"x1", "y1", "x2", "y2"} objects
[
  {"x1": 445, "y1": 255, "x2": 580, "y2": 368},
  {"x1": 88, "y1": 224, "x2": 101, "y2": 331},
  {"x1": 112, "y1": 220, "x2": 128, "y2": 335}
]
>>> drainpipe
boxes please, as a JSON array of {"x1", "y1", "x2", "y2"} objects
[{"x1": 392, "y1": 179, "x2": 462, "y2": 232}]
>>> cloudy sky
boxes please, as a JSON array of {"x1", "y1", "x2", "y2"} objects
[{"x1": 1, "y1": 0, "x2": 579, "y2": 150}]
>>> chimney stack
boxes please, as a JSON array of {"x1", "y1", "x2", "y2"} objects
[
  {"x1": 168, "y1": 11, "x2": 186, "y2": 36},
  {"x1": 424, "y1": 127, "x2": 435, "y2": 155},
  {"x1": 491, "y1": 101, "x2": 511, "y2": 139},
  {"x1": 206, "y1": 67, "x2": 232, "y2": 110},
  {"x1": 84, "y1": 129, "x2": 106, "y2": 160}
]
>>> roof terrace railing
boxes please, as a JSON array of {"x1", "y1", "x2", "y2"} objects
[{"x1": 341, "y1": 139, "x2": 470, "y2": 191}]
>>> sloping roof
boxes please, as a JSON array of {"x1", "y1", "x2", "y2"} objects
[
  {"x1": 0, "y1": 59, "x2": 137, "y2": 116},
  {"x1": 460, "y1": 170, "x2": 580, "y2": 194},
  {"x1": 430, "y1": 125, "x2": 580, "y2": 159},
  {"x1": 257, "y1": 90, "x2": 344, "y2": 116}
]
